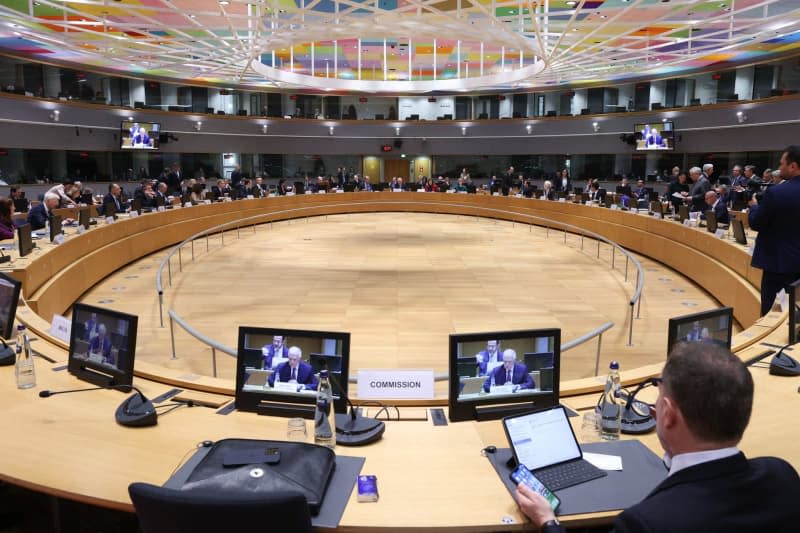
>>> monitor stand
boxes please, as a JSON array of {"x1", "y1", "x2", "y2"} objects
[{"x1": 0, "y1": 338, "x2": 14, "y2": 366}]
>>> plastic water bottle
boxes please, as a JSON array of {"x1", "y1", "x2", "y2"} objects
[
  {"x1": 314, "y1": 370, "x2": 336, "y2": 449},
  {"x1": 15, "y1": 325, "x2": 35, "y2": 389},
  {"x1": 600, "y1": 361, "x2": 621, "y2": 440}
]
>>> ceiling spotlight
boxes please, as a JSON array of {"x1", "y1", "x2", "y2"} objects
[
  {"x1": 526, "y1": 124, "x2": 532, "y2": 134},
  {"x1": 736, "y1": 111, "x2": 747, "y2": 123},
  {"x1": 592, "y1": 122, "x2": 600, "y2": 132},
  {"x1": 395, "y1": 126, "x2": 401, "y2": 136},
  {"x1": 566, "y1": 1, "x2": 577, "y2": 6},
  {"x1": 194, "y1": 121, "x2": 202, "y2": 131},
  {"x1": 49, "y1": 109, "x2": 60, "y2": 122},
  {"x1": 329, "y1": 126, "x2": 334, "y2": 135},
  {"x1": 461, "y1": 126, "x2": 467, "y2": 136},
  {"x1": 261, "y1": 124, "x2": 268, "y2": 134}
]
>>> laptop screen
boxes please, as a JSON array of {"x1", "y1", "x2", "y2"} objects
[{"x1": 503, "y1": 406, "x2": 582, "y2": 471}]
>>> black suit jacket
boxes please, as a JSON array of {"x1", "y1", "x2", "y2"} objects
[
  {"x1": 545, "y1": 453, "x2": 800, "y2": 533},
  {"x1": 749, "y1": 177, "x2": 800, "y2": 274},
  {"x1": 26, "y1": 202, "x2": 50, "y2": 230}
]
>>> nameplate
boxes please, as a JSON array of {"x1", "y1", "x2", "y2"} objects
[
  {"x1": 336, "y1": 189, "x2": 345, "y2": 193},
  {"x1": 50, "y1": 314, "x2": 72, "y2": 343},
  {"x1": 305, "y1": 190, "x2": 313, "y2": 194},
  {"x1": 204, "y1": 199, "x2": 212, "y2": 205},
  {"x1": 77, "y1": 225, "x2": 86, "y2": 235},
  {"x1": 357, "y1": 369, "x2": 434, "y2": 400},
  {"x1": 514, "y1": 194, "x2": 522, "y2": 198},
  {"x1": 105, "y1": 216, "x2": 115, "y2": 224},
  {"x1": 273, "y1": 382, "x2": 299, "y2": 393},
  {"x1": 492, "y1": 192, "x2": 501, "y2": 196},
  {"x1": 446, "y1": 189, "x2": 455, "y2": 194},
  {"x1": 53, "y1": 233, "x2": 65, "y2": 245},
  {"x1": 224, "y1": 197, "x2": 232, "y2": 202},
  {"x1": 246, "y1": 195, "x2": 255, "y2": 199},
  {"x1": 653, "y1": 213, "x2": 662, "y2": 219},
  {"x1": 158, "y1": 206, "x2": 166, "y2": 212},
  {"x1": 682, "y1": 219, "x2": 691, "y2": 226},
  {"x1": 610, "y1": 204, "x2": 619, "y2": 210},
  {"x1": 129, "y1": 210, "x2": 139, "y2": 218},
  {"x1": 558, "y1": 198, "x2": 566, "y2": 203},
  {"x1": 747, "y1": 245, "x2": 754, "y2": 256},
  {"x1": 715, "y1": 229, "x2": 726, "y2": 239},
  {"x1": 183, "y1": 202, "x2": 192, "y2": 208},
  {"x1": 285, "y1": 192, "x2": 295, "y2": 196},
  {"x1": 318, "y1": 190, "x2": 326, "y2": 194}
]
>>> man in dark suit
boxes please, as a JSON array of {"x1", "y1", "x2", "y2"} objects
[
  {"x1": 229, "y1": 164, "x2": 242, "y2": 189},
  {"x1": 483, "y1": 350, "x2": 534, "y2": 392},
  {"x1": 588, "y1": 181, "x2": 606, "y2": 203},
  {"x1": 261, "y1": 335, "x2": 289, "y2": 369},
  {"x1": 476, "y1": 340, "x2": 502, "y2": 376},
  {"x1": 167, "y1": 163, "x2": 182, "y2": 194},
  {"x1": 688, "y1": 166, "x2": 710, "y2": 212},
  {"x1": 749, "y1": 145, "x2": 800, "y2": 315},
  {"x1": 704, "y1": 190, "x2": 729, "y2": 225},
  {"x1": 27, "y1": 192, "x2": 59, "y2": 230},
  {"x1": 268, "y1": 346, "x2": 318, "y2": 390},
  {"x1": 103, "y1": 183, "x2": 126, "y2": 215},
  {"x1": 88, "y1": 323, "x2": 114, "y2": 366},
  {"x1": 515, "y1": 342, "x2": 800, "y2": 533},
  {"x1": 501, "y1": 166, "x2": 515, "y2": 196},
  {"x1": 556, "y1": 169, "x2": 571, "y2": 193}
]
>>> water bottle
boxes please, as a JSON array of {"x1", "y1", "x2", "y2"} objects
[
  {"x1": 314, "y1": 370, "x2": 336, "y2": 449},
  {"x1": 600, "y1": 360, "x2": 621, "y2": 440},
  {"x1": 15, "y1": 325, "x2": 36, "y2": 389}
]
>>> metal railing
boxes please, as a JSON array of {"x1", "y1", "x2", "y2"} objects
[{"x1": 155, "y1": 201, "x2": 644, "y2": 378}]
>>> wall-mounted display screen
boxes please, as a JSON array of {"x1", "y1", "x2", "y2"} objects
[
  {"x1": 120, "y1": 121, "x2": 160, "y2": 150},
  {"x1": 634, "y1": 121, "x2": 674, "y2": 151}
]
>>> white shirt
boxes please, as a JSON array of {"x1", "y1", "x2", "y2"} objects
[{"x1": 664, "y1": 446, "x2": 740, "y2": 476}]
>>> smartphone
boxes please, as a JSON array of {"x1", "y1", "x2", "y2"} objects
[{"x1": 510, "y1": 464, "x2": 561, "y2": 512}]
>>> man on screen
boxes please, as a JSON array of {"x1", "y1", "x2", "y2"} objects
[
  {"x1": 84, "y1": 313, "x2": 100, "y2": 342},
  {"x1": 268, "y1": 346, "x2": 318, "y2": 390},
  {"x1": 515, "y1": 342, "x2": 799, "y2": 532},
  {"x1": 88, "y1": 324, "x2": 114, "y2": 366},
  {"x1": 262, "y1": 335, "x2": 289, "y2": 369},
  {"x1": 476, "y1": 340, "x2": 502, "y2": 376},
  {"x1": 483, "y1": 350, "x2": 534, "y2": 392}
]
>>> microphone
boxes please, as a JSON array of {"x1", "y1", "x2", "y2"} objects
[
  {"x1": 326, "y1": 369, "x2": 385, "y2": 446},
  {"x1": 767, "y1": 343, "x2": 800, "y2": 376},
  {"x1": 0, "y1": 248, "x2": 10, "y2": 264},
  {"x1": 39, "y1": 384, "x2": 158, "y2": 427},
  {"x1": 596, "y1": 378, "x2": 658, "y2": 435}
]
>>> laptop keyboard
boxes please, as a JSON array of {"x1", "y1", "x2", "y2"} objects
[{"x1": 534, "y1": 459, "x2": 607, "y2": 491}]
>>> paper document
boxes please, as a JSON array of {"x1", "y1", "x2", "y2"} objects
[{"x1": 583, "y1": 452, "x2": 623, "y2": 471}]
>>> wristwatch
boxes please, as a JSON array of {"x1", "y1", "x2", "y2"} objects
[{"x1": 540, "y1": 518, "x2": 561, "y2": 531}]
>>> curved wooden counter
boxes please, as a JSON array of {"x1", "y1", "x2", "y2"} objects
[{"x1": 1, "y1": 193, "x2": 795, "y2": 531}]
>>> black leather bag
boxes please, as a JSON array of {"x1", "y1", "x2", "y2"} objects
[{"x1": 180, "y1": 439, "x2": 336, "y2": 514}]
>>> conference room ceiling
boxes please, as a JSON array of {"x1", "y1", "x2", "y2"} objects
[{"x1": 0, "y1": 0, "x2": 799, "y2": 94}]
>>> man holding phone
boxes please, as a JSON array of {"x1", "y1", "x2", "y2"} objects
[{"x1": 515, "y1": 342, "x2": 799, "y2": 532}]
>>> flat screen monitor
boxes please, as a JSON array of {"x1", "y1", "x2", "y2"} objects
[
  {"x1": 789, "y1": 279, "x2": 800, "y2": 344},
  {"x1": 120, "y1": 121, "x2": 160, "y2": 150},
  {"x1": 49, "y1": 214, "x2": 62, "y2": 242},
  {"x1": 0, "y1": 272, "x2": 21, "y2": 340},
  {"x1": 634, "y1": 121, "x2": 675, "y2": 151},
  {"x1": 235, "y1": 327, "x2": 350, "y2": 418},
  {"x1": 78, "y1": 206, "x2": 90, "y2": 230},
  {"x1": 448, "y1": 328, "x2": 561, "y2": 422},
  {"x1": 17, "y1": 223, "x2": 34, "y2": 257},
  {"x1": 731, "y1": 218, "x2": 747, "y2": 245},
  {"x1": 667, "y1": 306, "x2": 733, "y2": 354},
  {"x1": 12, "y1": 198, "x2": 28, "y2": 213},
  {"x1": 68, "y1": 303, "x2": 138, "y2": 389}
]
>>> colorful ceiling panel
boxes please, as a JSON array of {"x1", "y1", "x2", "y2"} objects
[{"x1": 0, "y1": 0, "x2": 797, "y2": 93}]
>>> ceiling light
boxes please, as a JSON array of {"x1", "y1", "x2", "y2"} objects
[
  {"x1": 219, "y1": 1, "x2": 230, "y2": 4},
  {"x1": 566, "y1": 1, "x2": 577, "y2": 6}
]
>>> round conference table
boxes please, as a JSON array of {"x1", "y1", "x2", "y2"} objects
[{"x1": 1, "y1": 193, "x2": 796, "y2": 531}]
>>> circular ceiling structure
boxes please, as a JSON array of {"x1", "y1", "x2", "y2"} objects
[{"x1": 0, "y1": 0, "x2": 799, "y2": 94}]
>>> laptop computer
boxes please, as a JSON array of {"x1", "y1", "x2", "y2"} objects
[
  {"x1": 244, "y1": 369, "x2": 271, "y2": 388},
  {"x1": 461, "y1": 376, "x2": 485, "y2": 395},
  {"x1": 503, "y1": 405, "x2": 607, "y2": 490}
]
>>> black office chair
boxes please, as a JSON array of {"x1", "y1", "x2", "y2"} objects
[{"x1": 129, "y1": 483, "x2": 312, "y2": 533}]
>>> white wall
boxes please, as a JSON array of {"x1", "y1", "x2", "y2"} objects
[
  {"x1": 498, "y1": 94, "x2": 512, "y2": 117},
  {"x1": 130, "y1": 79, "x2": 145, "y2": 105},
  {"x1": 734, "y1": 66, "x2": 754, "y2": 101},
  {"x1": 694, "y1": 73, "x2": 717, "y2": 104},
  {"x1": 650, "y1": 80, "x2": 666, "y2": 107},
  {"x1": 617, "y1": 84, "x2": 634, "y2": 109},
  {"x1": 340, "y1": 96, "x2": 396, "y2": 119},
  {"x1": 572, "y1": 89, "x2": 588, "y2": 114},
  {"x1": 398, "y1": 96, "x2": 456, "y2": 120}
]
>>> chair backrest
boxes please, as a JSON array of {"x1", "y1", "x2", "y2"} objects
[{"x1": 129, "y1": 483, "x2": 312, "y2": 533}]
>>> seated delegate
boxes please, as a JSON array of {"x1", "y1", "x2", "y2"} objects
[
  {"x1": 477, "y1": 339, "x2": 502, "y2": 376},
  {"x1": 261, "y1": 335, "x2": 289, "y2": 369},
  {"x1": 483, "y1": 349, "x2": 534, "y2": 392},
  {"x1": 268, "y1": 347, "x2": 318, "y2": 390},
  {"x1": 88, "y1": 324, "x2": 114, "y2": 366},
  {"x1": 515, "y1": 341, "x2": 800, "y2": 532}
]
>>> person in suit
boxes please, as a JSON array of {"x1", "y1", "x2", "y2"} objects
[
  {"x1": 684, "y1": 320, "x2": 703, "y2": 341},
  {"x1": 88, "y1": 323, "x2": 114, "y2": 366},
  {"x1": 668, "y1": 171, "x2": 690, "y2": 212},
  {"x1": 703, "y1": 190, "x2": 729, "y2": 225},
  {"x1": 483, "y1": 350, "x2": 534, "y2": 392},
  {"x1": 84, "y1": 313, "x2": 100, "y2": 342},
  {"x1": 688, "y1": 166, "x2": 711, "y2": 212},
  {"x1": 541, "y1": 180, "x2": 556, "y2": 201},
  {"x1": 262, "y1": 335, "x2": 289, "y2": 370},
  {"x1": 27, "y1": 192, "x2": 59, "y2": 230},
  {"x1": 103, "y1": 183, "x2": 126, "y2": 215},
  {"x1": 749, "y1": 145, "x2": 800, "y2": 316},
  {"x1": 501, "y1": 166, "x2": 515, "y2": 196},
  {"x1": 556, "y1": 169, "x2": 571, "y2": 193},
  {"x1": 167, "y1": 163, "x2": 182, "y2": 194},
  {"x1": 515, "y1": 341, "x2": 800, "y2": 533},
  {"x1": 229, "y1": 164, "x2": 242, "y2": 189},
  {"x1": 211, "y1": 178, "x2": 231, "y2": 199},
  {"x1": 588, "y1": 181, "x2": 606, "y2": 203},
  {"x1": 268, "y1": 346, "x2": 318, "y2": 390},
  {"x1": 476, "y1": 340, "x2": 502, "y2": 376}
]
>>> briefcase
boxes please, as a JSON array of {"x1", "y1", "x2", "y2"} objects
[{"x1": 180, "y1": 438, "x2": 336, "y2": 514}]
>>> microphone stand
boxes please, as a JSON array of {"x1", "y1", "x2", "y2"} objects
[
  {"x1": 39, "y1": 384, "x2": 158, "y2": 427},
  {"x1": 326, "y1": 371, "x2": 385, "y2": 446}
]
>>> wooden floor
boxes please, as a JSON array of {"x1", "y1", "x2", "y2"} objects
[{"x1": 79, "y1": 212, "x2": 730, "y2": 382}]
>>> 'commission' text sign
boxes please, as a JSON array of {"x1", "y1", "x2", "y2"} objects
[{"x1": 357, "y1": 369, "x2": 434, "y2": 400}]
